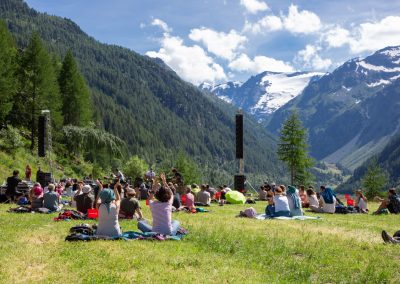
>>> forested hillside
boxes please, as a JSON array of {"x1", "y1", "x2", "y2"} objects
[
  {"x1": 0, "y1": 0, "x2": 286, "y2": 181},
  {"x1": 337, "y1": 134, "x2": 400, "y2": 193}
]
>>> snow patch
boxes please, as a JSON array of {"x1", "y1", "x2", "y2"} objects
[
  {"x1": 367, "y1": 79, "x2": 391, "y2": 88},
  {"x1": 358, "y1": 61, "x2": 400, "y2": 72},
  {"x1": 251, "y1": 72, "x2": 323, "y2": 114},
  {"x1": 380, "y1": 47, "x2": 400, "y2": 58}
]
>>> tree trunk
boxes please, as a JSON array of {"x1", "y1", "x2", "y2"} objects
[{"x1": 291, "y1": 165, "x2": 294, "y2": 185}]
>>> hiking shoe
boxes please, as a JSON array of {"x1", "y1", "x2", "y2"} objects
[{"x1": 382, "y1": 230, "x2": 391, "y2": 243}]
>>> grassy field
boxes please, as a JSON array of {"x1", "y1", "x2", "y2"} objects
[{"x1": 0, "y1": 201, "x2": 399, "y2": 283}]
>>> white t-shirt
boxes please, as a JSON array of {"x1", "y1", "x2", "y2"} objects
[
  {"x1": 320, "y1": 196, "x2": 336, "y2": 213},
  {"x1": 308, "y1": 195, "x2": 319, "y2": 207},
  {"x1": 274, "y1": 195, "x2": 290, "y2": 212},
  {"x1": 357, "y1": 197, "x2": 368, "y2": 211}
]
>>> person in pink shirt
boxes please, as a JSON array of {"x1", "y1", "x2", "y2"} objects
[
  {"x1": 137, "y1": 173, "x2": 181, "y2": 235},
  {"x1": 184, "y1": 186, "x2": 195, "y2": 211}
]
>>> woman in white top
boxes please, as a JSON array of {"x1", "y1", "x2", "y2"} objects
[
  {"x1": 355, "y1": 189, "x2": 368, "y2": 213},
  {"x1": 307, "y1": 189, "x2": 319, "y2": 208},
  {"x1": 96, "y1": 180, "x2": 121, "y2": 237},
  {"x1": 310, "y1": 186, "x2": 336, "y2": 214},
  {"x1": 272, "y1": 187, "x2": 291, "y2": 217}
]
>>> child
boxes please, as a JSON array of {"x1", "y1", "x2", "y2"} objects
[
  {"x1": 355, "y1": 189, "x2": 368, "y2": 213},
  {"x1": 265, "y1": 191, "x2": 275, "y2": 217},
  {"x1": 272, "y1": 187, "x2": 291, "y2": 217}
]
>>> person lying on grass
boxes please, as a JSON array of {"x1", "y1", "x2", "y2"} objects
[
  {"x1": 137, "y1": 173, "x2": 182, "y2": 236},
  {"x1": 355, "y1": 189, "x2": 368, "y2": 213},
  {"x1": 310, "y1": 186, "x2": 336, "y2": 214},
  {"x1": 374, "y1": 188, "x2": 400, "y2": 215},
  {"x1": 95, "y1": 180, "x2": 122, "y2": 237}
]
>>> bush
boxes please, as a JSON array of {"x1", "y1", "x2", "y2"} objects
[
  {"x1": 0, "y1": 125, "x2": 23, "y2": 153},
  {"x1": 123, "y1": 155, "x2": 149, "y2": 180}
]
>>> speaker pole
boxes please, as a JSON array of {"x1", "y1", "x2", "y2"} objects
[
  {"x1": 235, "y1": 110, "x2": 245, "y2": 191},
  {"x1": 41, "y1": 110, "x2": 53, "y2": 180}
]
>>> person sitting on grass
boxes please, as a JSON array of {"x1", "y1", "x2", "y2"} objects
[
  {"x1": 43, "y1": 184, "x2": 63, "y2": 212},
  {"x1": 74, "y1": 184, "x2": 94, "y2": 214},
  {"x1": 96, "y1": 180, "x2": 121, "y2": 237},
  {"x1": 310, "y1": 186, "x2": 336, "y2": 214},
  {"x1": 271, "y1": 187, "x2": 291, "y2": 217},
  {"x1": 355, "y1": 189, "x2": 368, "y2": 213},
  {"x1": 119, "y1": 188, "x2": 143, "y2": 219},
  {"x1": 258, "y1": 186, "x2": 267, "y2": 201},
  {"x1": 374, "y1": 188, "x2": 400, "y2": 215},
  {"x1": 306, "y1": 188, "x2": 319, "y2": 210},
  {"x1": 137, "y1": 173, "x2": 182, "y2": 236},
  {"x1": 30, "y1": 182, "x2": 44, "y2": 210},
  {"x1": 265, "y1": 191, "x2": 275, "y2": 217},
  {"x1": 184, "y1": 186, "x2": 196, "y2": 211},
  {"x1": 299, "y1": 185, "x2": 309, "y2": 208},
  {"x1": 196, "y1": 184, "x2": 211, "y2": 206},
  {"x1": 168, "y1": 182, "x2": 182, "y2": 211},
  {"x1": 287, "y1": 186, "x2": 303, "y2": 216}
]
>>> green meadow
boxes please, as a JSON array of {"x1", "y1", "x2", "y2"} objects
[{"x1": 0, "y1": 202, "x2": 399, "y2": 283}]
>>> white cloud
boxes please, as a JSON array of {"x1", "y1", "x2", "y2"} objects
[
  {"x1": 228, "y1": 53, "x2": 294, "y2": 73},
  {"x1": 189, "y1": 28, "x2": 247, "y2": 60},
  {"x1": 243, "y1": 5, "x2": 320, "y2": 35},
  {"x1": 323, "y1": 26, "x2": 351, "y2": 48},
  {"x1": 146, "y1": 34, "x2": 227, "y2": 85},
  {"x1": 296, "y1": 45, "x2": 332, "y2": 70},
  {"x1": 151, "y1": 18, "x2": 172, "y2": 33},
  {"x1": 282, "y1": 5, "x2": 321, "y2": 34},
  {"x1": 240, "y1": 0, "x2": 269, "y2": 14},
  {"x1": 349, "y1": 16, "x2": 400, "y2": 53},
  {"x1": 243, "y1": 15, "x2": 283, "y2": 34}
]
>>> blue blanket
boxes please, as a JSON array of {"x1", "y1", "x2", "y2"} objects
[{"x1": 256, "y1": 214, "x2": 321, "y2": 220}]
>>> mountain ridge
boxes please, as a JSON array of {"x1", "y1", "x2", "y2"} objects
[{"x1": 0, "y1": 0, "x2": 286, "y2": 180}]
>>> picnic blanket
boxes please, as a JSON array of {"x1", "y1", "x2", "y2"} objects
[
  {"x1": 255, "y1": 214, "x2": 322, "y2": 220},
  {"x1": 65, "y1": 224, "x2": 188, "y2": 241},
  {"x1": 8, "y1": 206, "x2": 52, "y2": 214}
]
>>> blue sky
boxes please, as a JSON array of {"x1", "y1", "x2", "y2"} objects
[{"x1": 26, "y1": 0, "x2": 400, "y2": 85}]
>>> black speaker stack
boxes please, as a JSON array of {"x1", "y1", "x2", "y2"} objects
[{"x1": 235, "y1": 112, "x2": 245, "y2": 191}]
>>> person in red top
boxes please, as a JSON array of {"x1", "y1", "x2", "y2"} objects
[{"x1": 25, "y1": 165, "x2": 32, "y2": 181}]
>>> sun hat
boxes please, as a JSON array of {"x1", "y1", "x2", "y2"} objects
[{"x1": 82, "y1": 185, "x2": 91, "y2": 194}]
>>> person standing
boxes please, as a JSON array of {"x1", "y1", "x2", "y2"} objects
[
  {"x1": 25, "y1": 165, "x2": 32, "y2": 181},
  {"x1": 6, "y1": 170, "x2": 21, "y2": 202}
]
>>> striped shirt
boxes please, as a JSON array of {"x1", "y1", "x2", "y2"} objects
[{"x1": 150, "y1": 197, "x2": 173, "y2": 235}]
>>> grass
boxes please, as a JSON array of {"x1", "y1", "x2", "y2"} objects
[{"x1": 0, "y1": 202, "x2": 399, "y2": 283}]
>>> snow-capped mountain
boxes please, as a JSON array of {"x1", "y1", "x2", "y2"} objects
[
  {"x1": 268, "y1": 45, "x2": 400, "y2": 170},
  {"x1": 200, "y1": 71, "x2": 323, "y2": 120}
]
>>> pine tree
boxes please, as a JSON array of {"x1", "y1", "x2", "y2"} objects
[
  {"x1": 362, "y1": 159, "x2": 387, "y2": 199},
  {"x1": 0, "y1": 20, "x2": 17, "y2": 125},
  {"x1": 277, "y1": 109, "x2": 314, "y2": 185},
  {"x1": 59, "y1": 50, "x2": 92, "y2": 126},
  {"x1": 14, "y1": 32, "x2": 62, "y2": 150}
]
